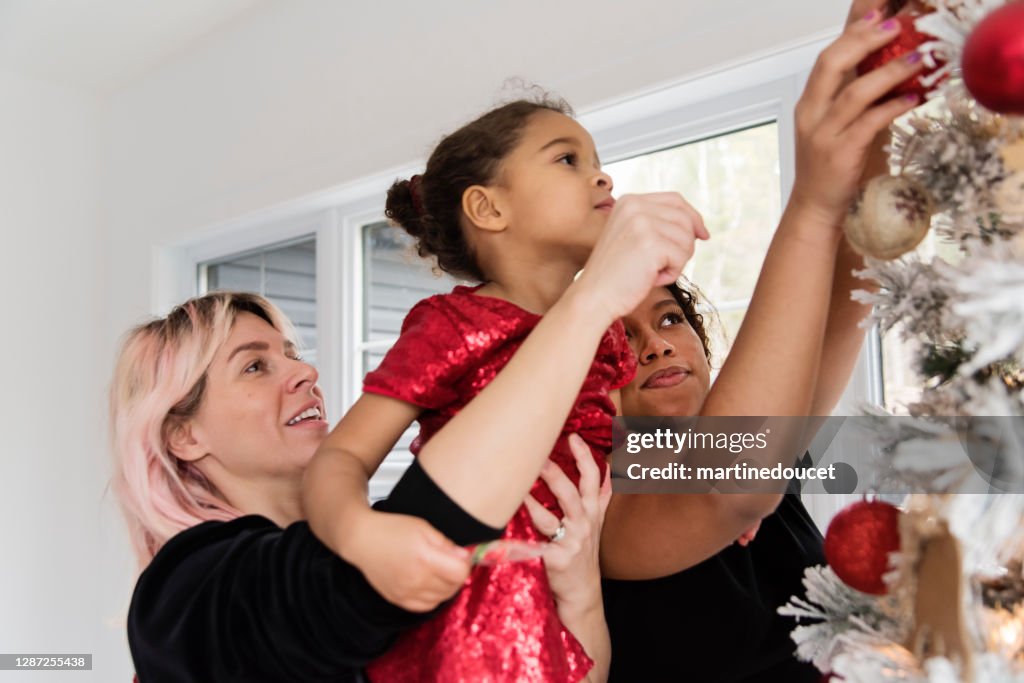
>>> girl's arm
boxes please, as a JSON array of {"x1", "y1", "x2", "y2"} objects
[
  {"x1": 304, "y1": 192, "x2": 706, "y2": 606},
  {"x1": 304, "y1": 395, "x2": 471, "y2": 611},
  {"x1": 601, "y1": 0, "x2": 922, "y2": 580}
]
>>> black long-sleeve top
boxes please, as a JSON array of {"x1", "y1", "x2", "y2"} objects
[
  {"x1": 128, "y1": 460, "x2": 502, "y2": 682},
  {"x1": 602, "y1": 479, "x2": 825, "y2": 682}
]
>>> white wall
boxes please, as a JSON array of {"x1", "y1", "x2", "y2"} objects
[
  {"x1": 0, "y1": 69, "x2": 133, "y2": 680},
  {"x1": 0, "y1": 1, "x2": 855, "y2": 679}
]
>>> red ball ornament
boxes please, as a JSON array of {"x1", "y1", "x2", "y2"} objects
[
  {"x1": 962, "y1": 1, "x2": 1024, "y2": 115},
  {"x1": 857, "y1": 13, "x2": 945, "y2": 101},
  {"x1": 824, "y1": 500, "x2": 901, "y2": 595}
]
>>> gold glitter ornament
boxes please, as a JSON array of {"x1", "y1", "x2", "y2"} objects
[{"x1": 844, "y1": 175, "x2": 935, "y2": 260}]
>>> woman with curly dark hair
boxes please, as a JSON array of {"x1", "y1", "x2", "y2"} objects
[{"x1": 602, "y1": 278, "x2": 839, "y2": 681}]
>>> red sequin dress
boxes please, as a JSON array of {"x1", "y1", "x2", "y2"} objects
[{"x1": 363, "y1": 284, "x2": 636, "y2": 683}]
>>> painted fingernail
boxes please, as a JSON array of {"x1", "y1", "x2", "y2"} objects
[
  {"x1": 879, "y1": 18, "x2": 899, "y2": 30},
  {"x1": 903, "y1": 93, "x2": 920, "y2": 104},
  {"x1": 862, "y1": 9, "x2": 879, "y2": 22},
  {"x1": 904, "y1": 50, "x2": 922, "y2": 64}
]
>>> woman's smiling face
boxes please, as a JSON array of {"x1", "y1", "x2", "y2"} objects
[
  {"x1": 182, "y1": 312, "x2": 328, "y2": 480},
  {"x1": 619, "y1": 287, "x2": 712, "y2": 418}
]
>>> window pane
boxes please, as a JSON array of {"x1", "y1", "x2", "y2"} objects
[
  {"x1": 203, "y1": 236, "x2": 317, "y2": 364},
  {"x1": 604, "y1": 122, "x2": 781, "y2": 360},
  {"x1": 362, "y1": 221, "x2": 458, "y2": 371},
  {"x1": 361, "y1": 221, "x2": 458, "y2": 499},
  {"x1": 714, "y1": 307, "x2": 747, "y2": 359}
]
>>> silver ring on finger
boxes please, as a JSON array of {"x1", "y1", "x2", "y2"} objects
[{"x1": 549, "y1": 523, "x2": 566, "y2": 543}]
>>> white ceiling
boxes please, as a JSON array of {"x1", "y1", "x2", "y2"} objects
[{"x1": 0, "y1": 0, "x2": 268, "y2": 94}]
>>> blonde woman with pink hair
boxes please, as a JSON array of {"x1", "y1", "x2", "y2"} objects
[{"x1": 111, "y1": 197, "x2": 692, "y2": 682}]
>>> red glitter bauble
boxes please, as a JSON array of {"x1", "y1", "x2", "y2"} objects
[
  {"x1": 856, "y1": 14, "x2": 944, "y2": 101},
  {"x1": 963, "y1": 2, "x2": 1024, "y2": 115},
  {"x1": 824, "y1": 500, "x2": 901, "y2": 595}
]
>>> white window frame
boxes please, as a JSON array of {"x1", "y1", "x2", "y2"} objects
[{"x1": 157, "y1": 32, "x2": 874, "y2": 524}]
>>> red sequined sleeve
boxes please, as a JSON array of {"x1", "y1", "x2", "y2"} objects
[
  {"x1": 363, "y1": 297, "x2": 466, "y2": 409},
  {"x1": 609, "y1": 319, "x2": 638, "y2": 390}
]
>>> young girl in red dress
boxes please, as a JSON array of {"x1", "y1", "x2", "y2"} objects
[{"x1": 305, "y1": 96, "x2": 708, "y2": 683}]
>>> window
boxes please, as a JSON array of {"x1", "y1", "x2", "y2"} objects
[
  {"x1": 360, "y1": 222, "x2": 457, "y2": 376},
  {"x1": 199, "y1": 236, "x2": 318, "y2": 364},
  {"x1": 360, "y1": 221, "x2": 458, "y2": 499}
]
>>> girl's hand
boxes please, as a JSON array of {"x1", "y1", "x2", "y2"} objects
[
  {"x1": 524, "y1": 433, "x2": 612, "y2": 614},
  {"x1": 344, "y1": 510, "x2": 472, "y2": 612},
  {"x1": 735, "y1": 520, "x2": 761, "y2": 547},
  {"x1": 573, "y1": 192, "x2": 710, "y2": 322},
  {"x1": 790, "y1": 2, "x2": 925, "y2": 223}
]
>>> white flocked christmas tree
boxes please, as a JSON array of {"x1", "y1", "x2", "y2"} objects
[{"x1": 780, "y1": 2, "x2": 1024, "y2": 681}]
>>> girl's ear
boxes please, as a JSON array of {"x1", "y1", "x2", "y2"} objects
[
  {"x1": 166, "y1": 419, "x2": 208, "y2": 463},
  {"x1": 462, "y1": 185, "x2": 508, "y2": 234}
]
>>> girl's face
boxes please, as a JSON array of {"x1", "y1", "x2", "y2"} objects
[
  {"x1": 491, "y1": 110, "x2": 615, "y2": 265},
  {"x1": 620, "y1": 287, "x2": 712, "y2": 418},
  {"x1": 184, "y1": 312, "x2": 328, "y2": 482}
]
